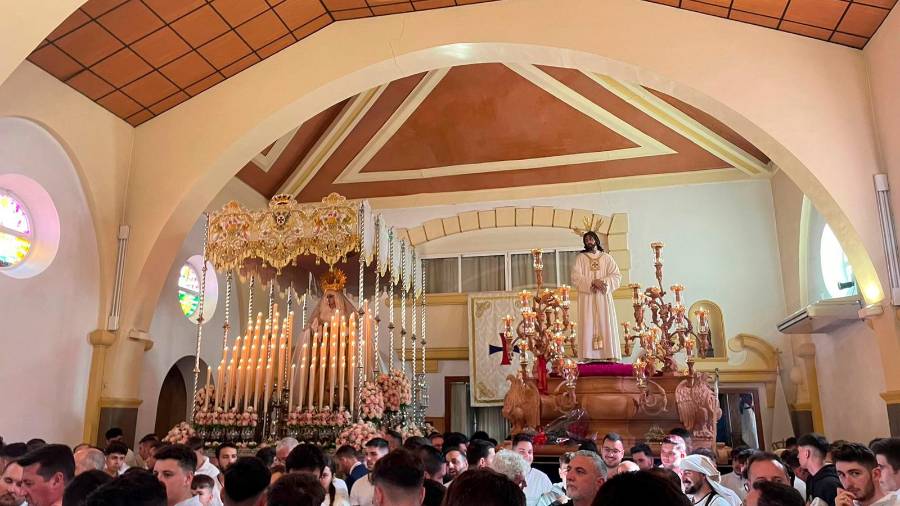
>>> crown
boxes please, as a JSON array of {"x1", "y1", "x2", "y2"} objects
[
  {"x1": 572, "y1": 216, "x2": 603, "y2": 237},
  {"x1": 320, "y1": 269, "x2": 347, "y2": 292}
]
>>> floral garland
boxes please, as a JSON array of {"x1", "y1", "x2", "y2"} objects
[
  {"x1": 358, "y1": 381, "x2": 385, "y2": 422},
  {"x1": 336, "y1": 421, "x2": 380, "y2": 451},
  {"x1": 287, "y1": 407, "x2": 352, "y2": 428},
  {"x1": 163, "y1": 422, "x2": 196, "y2": 444},
  {"x1": 376, "y1": 369, "x2": 411, "y2": 412}
]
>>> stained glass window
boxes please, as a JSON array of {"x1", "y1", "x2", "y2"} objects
[
  {"x1": 0, "y1": 192, "x2": 32, "y2": 268},
  {"x1": 820, "y1": 225, "x2": 857, "y2": 299},
  {"x1": 178, "y1": 264, "x2": 201, "y2": 318}
]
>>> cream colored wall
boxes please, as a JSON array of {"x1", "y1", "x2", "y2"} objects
[{"x1": 0, "y1": 2, "x2": 81, "y2": 88}]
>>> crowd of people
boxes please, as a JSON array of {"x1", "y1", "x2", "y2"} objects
[{"x1": 1, "y1": 427, "x2": 899, "y2": 506}]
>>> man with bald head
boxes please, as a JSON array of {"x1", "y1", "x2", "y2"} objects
[{"x1": 73, "y1": 447, "x2": 105, "y2": 476}]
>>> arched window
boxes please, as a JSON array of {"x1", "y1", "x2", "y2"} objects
[
  {"x1": 178, "y1": 263, "x2": 202, "y2": 318},
  {"x1": 820, "y1": 224, "x2": 857, "y2": 298},
  {"x1": 0, "y1": 190, "x2": 32, "y2": 269}
]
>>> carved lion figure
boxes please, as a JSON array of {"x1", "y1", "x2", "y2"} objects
[
  {"x1": 502, "y1": 374, "x2": 541, "y2": 435},
  {"x1": 675, "y1": 372, "x2": 722, "y2": 439}
]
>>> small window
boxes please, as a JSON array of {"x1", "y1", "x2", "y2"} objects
[
  {"x1": 510, "y1": 251, "x2": 557, "y2": 290},
  {"x1": 461, "y1": 255, "x2": 505, "y2": 292},
  {"x1": 423, "y1": 257, "x2": 460, "y2": 293},
  {"x1": 0, "y1": 191, "x2": 32, "y2": 269},
  {"x1": 820, "y1": 225, "x2": 857, "y2": 298},
  {"x1": 178, "y1": 264, "x2": 202, "y2": 318}
]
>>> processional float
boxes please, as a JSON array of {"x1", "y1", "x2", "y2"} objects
[
  {"x1": 188, "y1": 193, "x2": 428, "y2": 449},
  {"x1": 499, "y1": 238, "x2": 722, "y2": 450}
]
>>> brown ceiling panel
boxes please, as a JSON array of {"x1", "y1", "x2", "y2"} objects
[
  {"x1": 28, "y1": 0, "x2": 894, "y2": 126},
  {"x1": 97, "y1": 90, "x2": 143, "y2": 117},
  {"x1": 160, "y1": 52, "x2": 216, "y2": 88},
  {"x1": 149, "y1": 91, "x2": 190, "y2": 115},
  {"x1": 121, "y1": 71, "x2": 178, "y2": 106},
  {"x1": 126, "y1": 109, "x2": 154, "y2": 126}
]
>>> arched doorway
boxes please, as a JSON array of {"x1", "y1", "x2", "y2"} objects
[{"x1": 154, "y1": 356, "x2": 208, "y2": 436}]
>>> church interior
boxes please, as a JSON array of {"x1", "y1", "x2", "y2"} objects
[{"x1": 1, "y1": 0, "x2": 900, "y2": 504}]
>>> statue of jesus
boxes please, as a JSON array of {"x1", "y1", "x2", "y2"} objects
[{"x1": 570, "y1": 231, "x2": 622, "y2": 362}]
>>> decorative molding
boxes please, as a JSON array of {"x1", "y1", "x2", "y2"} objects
[
  {"x1": 791, "y1": 402, "x2": 813, "y2": 411},
  {"x1": 881, "y1": 390, "x2": 900, "y2": 405},
  {"x1": 585, "y1": 73, "x2": 771, "y2": 177},
  {"x1": 99, "y1": 397, "x2": 143, "y2": 408},
  {"x1": 128, "y1": 329, "x2": 154, "y2": 352},
  {"x1": 251, "y1": 126, "x2": 299, "y2": 173},
  {"x1": 727, "y1": 333, "x2": 780, "y2": 370}
]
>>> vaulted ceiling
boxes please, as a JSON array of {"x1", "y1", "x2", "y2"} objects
[
  {"x1": 26, "y1": 0, "x2": 896, "y2": 126},
  {"x1": 235, "y1": 63, "x2": 772, "y2": 201}
]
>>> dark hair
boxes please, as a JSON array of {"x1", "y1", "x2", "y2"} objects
[
  {"x1": 579, "y1": 440, "x2": 599, "y2": 453},
  {"x1": 443, "y1": 433, "x2": 469, "y2": 450},
  {"x1": 63, "y1": 469, "x2": 113, "y2": 506},
  {"x1": 646, "y1": 467, "x2": 683, "y2": 490},
  {"x1": 871, "y1": 438, "x2": 900, "y2": 472},
  {"x1": 0, "y1": 442, "x2": 28, "y2": 461},
  {"x1": 138, "y1": 434, "x2": 158, "y2": 445},
  {"x1": 334, "y1": 445, "x2": 361, "y2": 460},
  {"x1": 630, "y1": 443, "x2": 652, "y2": 457},
  {"x1": 427, "y1": 433, "x2": 443, "y2": 441},
  {"x1": 593, "y1": 470, "x2": 691, "y2": 506},
  {"x1": 416, "y1": 446, "x2": 444, "y2": 478},
  {"x1": 784, "y1": 437, "x2": 797, "y2": 447},
  {"x1": 466, "y1": 439, "x2": 495, "y2": 467},
  {"x1": 255, "y1": 446, "x2": 276, "y2": 467},
  {"x1": 224, "y1": 457, "x2": 271, "y2": 503},
  {"x1": 402, "y1": 437, "x2": 432, "y2": 451},
  {"x1": 152, "y1": 444, "x2": 197, "y2": 474},
  {"x1": 729, "y1": 445, "x2": 750, "y2": 460},
  {"x1": 690, "y1": 447, "x2": 717, "y2": 461},
  {"x1": 371, "y1": 449, "x2": 424, "y2": 494},
  {"x1": 216, "y1": 442, "x2": 237, "y2": 460},
  {"x1": 559, "y1": 453, "x2": 572, "y2": 465},
  {"x1": 27, "y1": 439, "x2": 47, "y2": 452},
  {"x1": 85, "y1": 469, "x2": 166, "y2": 506},
  {"x1": 511, "y1": 434, "x2": 533, "y2": 447},
  {"x1": 385, "y1": 429, "x2": 403, "y2": 444},
  {"x1": 321, "y1": 455, "x2": 337, "y2": 505},
  {"x1": 191, "y1": 474, "x2": 215, "y2": 490},
  {"x1": 752, "y1": 480, "x2": 805, "y2": 506},
  {"x1": 582, "y1": 231, "x2": 604, "y2": 252},
  {"x1": 185, "y1": 437, "x2": 205, "y2": 452},
  {"x1": 422, "y1": 478, "x2": 445, "y2": 506},
  {"x1": 443, "y1": 468, "x2": 525, "y2": 506},
  {"x1": 797, "y1": 433, "x2": 829, "y2": 457},
  {"x1": 602, "y1": 433, "x2": 622, "y2": 444},
  {"x1": 471, "y1": 431, "x2": 491, "y2": 442},
  {"x1": 267, "y1": 473, "x2": 325, "y2": 506},
  {"x1": 365, "y1": 438, "x2": 390, "y2": 451},
  {"x1": 668, "y1": 427, "x2": 692, "y2": 440},
  {"x1": 832, "y1": 442, "x2": 877, "y2": 470},
  {"x1": 745, "y1": 452, "x2": 791, "y2": 482},
  {"x1": 104, "y1": 429, "x2": 123, "y2": 441},
  {"x1": 19, "y1": 444, "x2": 75, "y2": 483},
  {"x1": 285, "y1": 443, "x2": 326, "y2": 474},
  {"x1": 104, "y1": 442, "x2": 128, "y2": 457}
]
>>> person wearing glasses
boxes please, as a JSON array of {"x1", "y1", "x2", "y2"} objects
[{"x1": 600, "y1": 434, "x2": 624, "y2": 478}]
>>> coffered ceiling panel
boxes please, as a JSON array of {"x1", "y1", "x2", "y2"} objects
[
  {"x1": 27, "y1": 0, "x2": 895, "y2": 126},
  {"x1": 236, "y1": 63, "x2": 773, "y2": 202}
]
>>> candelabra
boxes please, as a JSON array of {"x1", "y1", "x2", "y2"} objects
[
  {"x1": 622, "y1": 242, "x2": 711, "y2": 387},
  {"x1": 500, "y1": 249, "x2": 579, "y2": 397}
]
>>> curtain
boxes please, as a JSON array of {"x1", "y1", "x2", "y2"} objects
[
  {"x1": 557, "y1": 250, "x2": 582, "y2": 287},
  {"x1": 450, "y1": 381, "x2": 472, "y2": 434},
  {"x1": 474, "y1": 406, "x2": 510, "y2": 441},
  {"x1": 423, "y1": 257, "x2": 459, "y2": 293},
  {"x1": 510, "y1": 252, "x2": 557, "y2": 290},
  {"x1": 461, "y1": 255, "x2": 505, "y2": 292}
]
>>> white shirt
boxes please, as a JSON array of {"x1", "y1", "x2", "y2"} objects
[
  {"x1": 325, "y1": 478, "x2": 350, "y2": 506},
  {"x1": 195, "y1": 457, "x2": 223, "y2": 506},
  {"x1": 524, "y1": 467, "x2": 553, "y2": 506},
  {"x1": 793, "y1": 476, "x2": 807, "y2": 501},
  {"x1": 720, "y1": 472, "x2": 746, "y2": 501},
  {"x1": 349, "y1": 476, "x2": 374, "y2": 506},
  {"x1": 689, "y1": 492, "x2": 731, "y2": 506},
  {"x1": 174, "y1": 496, "x2": 203, "y2": 506}
]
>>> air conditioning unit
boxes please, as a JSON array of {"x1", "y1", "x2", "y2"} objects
[{"x1": 777, "y1": 296, "x2": 863, "y2": 334}]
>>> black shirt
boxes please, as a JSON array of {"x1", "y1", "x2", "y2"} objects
[{"x1": 806, "y1": 463, "x2": 841, "y2": 506}]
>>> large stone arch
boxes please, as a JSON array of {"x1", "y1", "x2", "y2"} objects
[{"x1": 23, "y1": 0, "x2": 886, "y2": 431}]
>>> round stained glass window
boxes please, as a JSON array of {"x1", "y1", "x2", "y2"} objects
[
  {"x1": 178, "y1": 264, "x2": 202, "y2": 318},
  {"x1": 0, "y1": 191, "x2": 32, "y2": 269}
]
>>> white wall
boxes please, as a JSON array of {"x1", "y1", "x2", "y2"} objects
[
  {"x1": 137, "y1": 179, "x2": 266, "y2": 438},
  {"x1": 0, "y1": 117, "x2": 98, "y2": 444},
  {"x1": 380, "y1": 179, "x2": 789, "y2": 354}
]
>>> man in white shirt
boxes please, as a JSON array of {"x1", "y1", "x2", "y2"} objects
[
  {"x1": 104, "y1": 428, "x2": 145, "y2": 470},
  {"x1": 153, "y1": 444, "x2": 202, "y2": 506},
  {"x1": 680, "y1": 455, "x2": 741, "y2": 506},
  {"x1": 187, "y1": 438, "x2": 222, "y2": 506},
  {"x1": 873, "y1": 439, "x2": 900, "y2": 505},
  {"x1": 745, "y1": 451, "x2": 806, "y2": 501},
  {"x1": 720, "y1": 447, "x2": 750, "y2": 502},
  {"x1": 0, "y1": 457, "x2": 26, "y2": 506},
  {"x1": 104, "y1": 442, "x2": 129, "y2": 476},
  {"x1": 833, "y1": 443, "x2": 895, "y2": 506},
  {"x1": 350, "y1": 438, "x2": 389, "y2": 506},
  {"x1": 512, "y1": 434, "x2": 553, "y2": 506}
]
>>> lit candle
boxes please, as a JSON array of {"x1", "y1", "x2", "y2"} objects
[
  {"x1": 227, "y1": 337, "x2": 241, "y2": 409},
  {"x1": 319, "y1": 322, "x2": 328, "y2": 409},
  {"x1": 215, "y1": 357, "x2": 225, "y2": 409},
  {"x1": 298, "y1": 342, "x2": 308, "y2": 410},
  {"x1": 288, "y1": 364, "x2": 296, "y2": 412},
  {"x1": 257, "y1": 319, "x2": 270, "y2": 402},
  {"x1": 272, "y1": 310, "x2": 282, "y2": 396},
  {"x1": 204, "y1": 367, "x2": 212, "y2": 411},
  {"x1": 244, "y1": 314, "x2": 262, "y2": 411},
  {"x1": 349, "y1": 333, "x2": 356, "y2": 414},
  {"x1": 307, "y1": 333, "x2": 318, "y2": 411},
  {"x1": 253, "y1": 360, "x2": 262, "y2": 409}
]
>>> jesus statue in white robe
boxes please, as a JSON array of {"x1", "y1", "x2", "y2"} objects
[{"x1": 570, "y1": 231, "x2": 622, "y2": 362}]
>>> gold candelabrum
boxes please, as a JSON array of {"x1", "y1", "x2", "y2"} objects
[
  {"x1": 500, "y1": 249, "x2": 579, "y2": 396},
  {"x1": 622, "y1": 242, "x2": 711, "y2": 388}
]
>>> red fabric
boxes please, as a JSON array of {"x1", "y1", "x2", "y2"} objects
[
  {"x1": 535, "y1": 356, "x2": 549, "y2": 393},
  {"x1": 576, "y1": 362, "x2": 634, "y2": 377}
]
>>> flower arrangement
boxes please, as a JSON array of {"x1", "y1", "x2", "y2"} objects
[
  {"x1": 376, "y1": 369, "x2": 411, "y2": 412},
  {"x1": 358, "y1": 381, "x2": 385, "y2": 422},
  {"x1": 239, "y1": 407, "x2": 259, "y2": 427},
  {"x1": 336, "y1": 421, "x2": 380, "y2": 451},
  {"x1": 163, "y1": 422, "x2": 196, "y2": 444}
]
